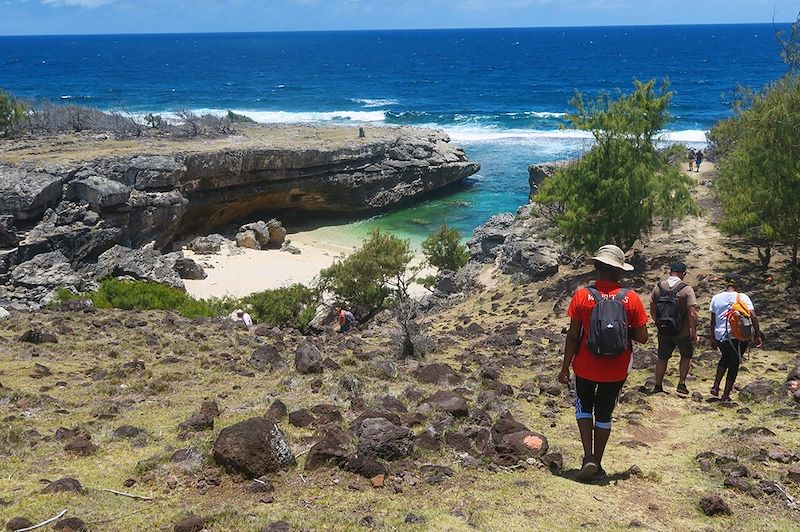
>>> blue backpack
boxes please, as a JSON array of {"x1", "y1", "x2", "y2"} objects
[{"x1": 585, "y1": 286, "x2": 630, "y2": 356}]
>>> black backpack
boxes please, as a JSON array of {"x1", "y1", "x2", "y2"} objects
[
  {"x1": 654, "y1": 281, "x2": 687, "y2": 336},
  {"x1": 585, "y1": 286, "x2": 630, "y2": 356}
]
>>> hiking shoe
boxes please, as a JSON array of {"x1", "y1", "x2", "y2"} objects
[
  {"x1": 653, "y1": 384, "x2": 665, "y2": 394},
  {"x1": 594, "y1": 466, "x2": 607, "y2": 478},
  {"x1": 676, "y1": 383, "x2": 689, "y2": 395},
  {"x1": 710, "y1": 387, "x2": 720, "y2": 397},
  {"x1": 577, "y1": 456, "x2": 598, "y2": 481}
]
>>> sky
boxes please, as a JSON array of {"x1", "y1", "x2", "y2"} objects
[{"x1": 0, "y1": 0, "x2": 798, "y2": 36}]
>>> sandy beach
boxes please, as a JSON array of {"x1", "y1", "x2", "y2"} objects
[
  {"x1": 183, "y1": 224, "x2": 433, "y2": 300},
  {"x1": 182, "y1": 225, "x2": 361, "y2": 299}
]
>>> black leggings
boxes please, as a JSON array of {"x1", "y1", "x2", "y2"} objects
[
  {"x1": 717, "y1": 339, "x2": 748, "y2": 384},
  {"x1": 574, "y1": 376, "x2": 626, "y2": 429}
]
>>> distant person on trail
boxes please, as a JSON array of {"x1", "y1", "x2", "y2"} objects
[
  {"x1": 709, "y1": 273, "x2": 762, "y2": 402},
  {"x1": 558, "y1": 244, "x2": 649, "y2": 481},
  {"x1": 688, "y1": 148, "x2": 695, "y2": 172},
  {"x1": 235, "y1": 309, "x2": 253, "y2": 328},
  {"x1": 649, "y1": 261, "x2": 698, "y2": 395},
  {"x1": 694, "y1": 149, "x2": 703, "y2": 172},
  {"x1": 337, "y1": 306, "x2": 357, "y2": 333}
]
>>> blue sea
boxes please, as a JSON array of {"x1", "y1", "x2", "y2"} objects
[{"x1": 0, "y1": 25, "x2": 791, "y2": 242}]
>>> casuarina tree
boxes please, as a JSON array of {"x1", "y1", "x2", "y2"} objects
[
  {"x1": 708, "y1": 73, "x2": 800, "y2": 286},
  {"x1": 534, "y1": 79, "x2": 697, "y2": 252}
]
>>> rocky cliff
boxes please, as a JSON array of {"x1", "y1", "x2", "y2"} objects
[{"x1": 0, "y1": 124, "x2": 479, "y2": 306}]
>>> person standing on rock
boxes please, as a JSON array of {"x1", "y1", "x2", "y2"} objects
[
  {"x1": 558, "y1": 245, "x2": 649, "y2": 481},
  {"x1": 649, "y1": 261, "x2": 698, "y2": 395},
  {"x1": 709, "y1": 273, "x2": 762, "y2": 402}
]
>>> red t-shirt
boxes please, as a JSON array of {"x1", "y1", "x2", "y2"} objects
[{"x1": 567, "y1": 280, "x2": 648, "y2": 383}]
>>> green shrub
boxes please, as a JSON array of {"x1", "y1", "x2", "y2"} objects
[
  {"x1": 242, "y1": 284, "x2": 319, "y2": 331},
  {"x1": 54, "y1": 279, "x2": 227, "y2": 318},
  {"x1": 318, "y1": 229, "x2": 413, "y2": 316},
  {"x1": 0, "y1": 88, "x2": 27, "y2": 137},
  {"x1": 422, "y1": 223, "x2": 468, "y2": 272},
  {"x1": 227, "y1": 110, "x2": 256, "y2": 123}
]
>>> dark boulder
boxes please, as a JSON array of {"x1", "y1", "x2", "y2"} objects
[
  {"x1": 249, "y1": 345, "x2": 287, "y2": 371},
  {"x1": 699, "y1": 494, "x2": 732, "y2": 516},
  {"x1": 0, "y1": 166, "x2": 65, "y2": 221},
  {"x1": 412, "y1": 363, "x2": 463, "y2": 385},
  {"x1": 53, "y1": 517, "x2": 87, "y2": 531},
  {"x1": 94, "y1": 245, "x2": 184, "y2": 290},
  {"x1": 288, "y1": 409, "x2": 315, "y2": 428},
  {"x1": 304, "y1": 437, "x2": 350, "y2": 471},
  {"x1": 265, "y1": 400, "x2": 288, "y2": 421},
  {"x1": 5, "y1": 517, "x2": 33, "y2": 531},
  {"x1": 356, "y1": 418, "x2": 413, "y2": 461},
  {"x1": 496, "y1": 431, "x2": 549, "y2": 459},
  {"x1": 344, "y1": 455, "x2": 388, "y2": 479},
  {"x1": 467, "y1": 213, "x2": 514, "y2": 263},
  {"x1": 423, "y1": 390, "x2": 469, "y2": 418},
  {"x1": 186, "y1": 234, "x2": 230, "y2": 254},
  {"x1": 740, "y1": 379, "x2": 779, "y2": 402},
  {"x1": 18, "y1": 329, "x2": 58, "y2": 344},
  {"x1": 0, "y1": 215, "x2": 17, "y2": 248},
  {"x1": 173, "y1": 515, "x2": 209, "y2": 532},
  {"x1": 113, "y1": 425, "x2": 144, "y2": 439},
  {"x1": 212, "y1": 417, "x2": 296, "y2": 478},
  {"x1": 295, "y1": 342, "x2": 323, "y2": 374},
  {"x1": 63, "y1": 435, "x2": 97, "y2": 456},
  {"x1": 42, "y1": 477, "x2": 83, "y2": 494},
  {"x1": 171, "y1": 256, "x2": 206, "y2": 280}
]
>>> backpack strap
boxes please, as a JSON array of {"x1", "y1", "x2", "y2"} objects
[
  {"x1": 658, "y1": 281, "x2": 686, "y2": 296},
  {"x1": 614, "y1": 288, "x2": 630, "y2": 301},
  {"x1": 585, "y1": 285, "x2": 602, "y2": 302}
]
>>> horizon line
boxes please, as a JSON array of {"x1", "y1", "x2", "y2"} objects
[{"x1": 0, "y1": 20, "x2": 793, "y2": 39}]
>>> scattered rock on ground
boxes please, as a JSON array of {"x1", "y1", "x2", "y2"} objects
[
  {"x1": 213, "y1": 417, "x2": 296, "y2": 478},
  {"x1": 42, "y1": 477, "x2": 83, "y2": 494},
  {"x1": 699, "y1": 494, "x2": 732, "y2": 516},
  {"x1": 173, "y1": 515, "x2": 209, "y2": 532},
  {"x1": 357, "y1": 418, "x2": 413, "y2": 460}
]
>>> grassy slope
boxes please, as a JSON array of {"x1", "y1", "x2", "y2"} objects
[{"x1": 1, "y1": 165, "x2": 799, "y2": 531}]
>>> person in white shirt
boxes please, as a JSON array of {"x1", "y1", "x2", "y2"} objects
[
  {"x1": 235, "y1": 309, "x2": 253, "y2": 328},
  {"x1": 709, "y1": 273, "x2": 762, "y2": 402}
]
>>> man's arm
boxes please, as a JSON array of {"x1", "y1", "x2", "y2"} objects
[
  {"x1": 650, "y1": 300, "x2": 658, "y2": 323},
  {"x1": 630, "y1": 324, "x2": 648, "y2": 344},
  {"x1": 709, "y1": 313, "x2": 718, "y2": 351},
  {"x1": 688, "y1": 305, "x2": 698, "y2": 343},
  {"x1": 558, "y1": 318, "x2": 583, "y2": 384},
  {"x1": 751, "y1": 310, "x2": 762, "y2": 347}
]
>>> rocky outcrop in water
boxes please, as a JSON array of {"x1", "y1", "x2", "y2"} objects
[{"x1": 0, "y1": 125, "x2": 479, "y2": 306}]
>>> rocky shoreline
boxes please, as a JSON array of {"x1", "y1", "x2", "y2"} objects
[{"x1": 0, "y1": 124, "x2": 479, "y2": 307}]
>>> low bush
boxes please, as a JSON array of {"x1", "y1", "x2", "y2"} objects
[
  {"x1": 242, "y1": 284, "x2": 319, "y2": 331},
  {"x1": 53, "y1": 280, "x2": 223, "y2": 318}
]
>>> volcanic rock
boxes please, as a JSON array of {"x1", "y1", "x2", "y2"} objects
[
  {"x1": 356, "y1": 418, "x2": 413, "y2": 460},
  {"x1": 212, "y1": 417, "x2": 296, "y2": 478}
]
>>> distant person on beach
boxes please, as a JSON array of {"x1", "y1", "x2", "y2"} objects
[
  {"x1": 688, "y1": 149, "x2": 695, "y2": 171},
  {"x1": 709, "y1": 273, "x2": 762, "y2": 402},
  {"x1": 337, "y1": 306, "x2": 357, "y2": 333},
  {"x1": 235, "y1": 309, "x2": 253, "y2": 328},
  {"x1": 649, "y1": 261, "x2": 697, "y2": 395},
  {"x1": 695, "y1": 149, "x2": 703, "y2": 172},
  {"x1": 558, "y1": 245, "x2": 649, "y2": 481}
]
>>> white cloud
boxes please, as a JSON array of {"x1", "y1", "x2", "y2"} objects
[{"x1": 42, "y1": 0, "x2": 113, "y2": 7}]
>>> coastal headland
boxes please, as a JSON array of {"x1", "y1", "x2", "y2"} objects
[{"x1": 0, "y1": 124, "x2": 479, "y2": 305}]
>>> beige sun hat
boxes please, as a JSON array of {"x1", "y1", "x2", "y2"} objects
[{"x1": 586, "y1": 244, "x2": 634, "y2": 271}]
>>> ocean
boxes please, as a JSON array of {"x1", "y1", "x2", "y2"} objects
[{"x1": 0, "y1": 24, "x2": 791, "y2": 243}]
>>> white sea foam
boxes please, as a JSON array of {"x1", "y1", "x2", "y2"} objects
[
  {"x1": 350, "y1": 98, "x2": 400, "y2": 108},
  {"x1": 442, "y1": 125, "x2": 594, "y2": 143},
  {"x1": 195, "y1": 108, "x2": 388, "y2": 123},
  {"x1": 657, "y1": 129, "x2": 708, "y2": 144}
]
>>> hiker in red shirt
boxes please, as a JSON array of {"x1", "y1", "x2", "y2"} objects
[{"x1": 558, "y1": 244, "x2": 649, "y2": 481}]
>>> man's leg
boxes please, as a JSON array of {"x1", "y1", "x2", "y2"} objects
[
  {"x1": 654, "y1": 335, "x2": 673, "y2": 391},
  {"x1": 592, "y1": 380, "x2": 625, "y2": 468},
  {"x1": 712, "y1": 350, "x2": 728, "y2": 394},
  {"x1": 677, "y1": 336, "x2": 694, "y2": 391},
  {"x1": 721, "y1": 341, "x2": 745, "y2": 400},
  {"x1": 679, "y1": 356, "x2": 691, "y2": 385},
  {"x1": 574, "y1": 376, "x2": 595, "y2": 458}
]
